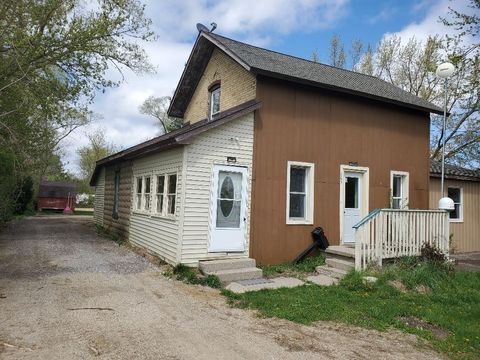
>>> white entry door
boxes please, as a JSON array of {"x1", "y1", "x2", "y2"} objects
[
  {"x1": 342, "y1": 172, "x2": 363, "y2": 244},
  {"x1": 208, "y1": 165, "x2": 248, "y2": 252}
]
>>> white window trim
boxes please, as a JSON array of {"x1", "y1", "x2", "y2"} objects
[
  {"x1": 143, "y1": 176, "x2": 151, "y2": 211},
  {"x1": 155, "y1": 174, "x2": 166, "y2": 215},
  {"x1": 152, "y1": 172, "x2": 178, "y2": 219},
  {"x1": 134, "y1": 176, "x2": 143, "y2": 211},
  {"x1": 286, "y1": 161, "x2": 314, "y2": 225},
  {"x1": 448, "y1": 186, "x2": 463, "y2": 223},
  {"x1": 390, "y1": 171, "x2": 409, "y2": 210},
  {"x1": 132, "y1": 172, "x2": 178, "y2": 219},
  {"x1": 210, "y1": 87, "x2": 220, "y2": 117}
]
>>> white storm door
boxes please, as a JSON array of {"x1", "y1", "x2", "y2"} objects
[
  {"x1": 208, "y1": 165, "x2": 248, "y2": 252},
  {"x1": 342, "y1": 172, "x2": 363, "y2": 244}
]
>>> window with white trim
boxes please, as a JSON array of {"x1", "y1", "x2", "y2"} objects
[
  {"x1": 167, "y1": 174, "x2": 177, "y2": 215},
  {"x1": 135, "y1": 177, "x2": 142, "y2": 210},
  {"x1": 156, "y1": 175, "x2": 165, "y2": 214},
  {"x1": 143, "y1": 176, "x2": 151, "y2": 211},
  {"x1": 151, "y1": 173, "x2": 177, "y2": 216},
  {"x1": 390, "y1": 171, "x2": 409, "y2": 209},
  {"x1": 209, "y1": 86, "x2": 220, "y2": 117},
  {"x1": 286, "y1": 162, "x2": 314, "y2": 224},
  {"x1": 448, "y1": 187, "x2": 462, "y2": 221}
]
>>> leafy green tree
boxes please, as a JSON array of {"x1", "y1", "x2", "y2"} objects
[
  {"x1": 77, "y1": 128, "x2": 118, "y2": 187},
  {"x1": 140, "y1": 96, "x2": 183, "y2": 134},
  {"x1": 329, "y1": 33, "x2": 346, "y2": 68},
  {"x1": 0, "y1": 0, "x2": 155, "y2": 221}
]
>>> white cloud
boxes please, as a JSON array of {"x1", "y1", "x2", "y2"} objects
[
  {"x1": 62, "y1": 0, "x2": 350, "y2": 175},
  {"x1": 386, "y1": 0, "x2": 471, "y2": 41}
]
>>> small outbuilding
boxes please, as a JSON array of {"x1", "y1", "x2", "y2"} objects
[
  {"x1": 430, "y1": 161, "x2": 480, "y2": 253},
  {"x1": 38, "y1": 181, "x2": 76, "y2": 212}
]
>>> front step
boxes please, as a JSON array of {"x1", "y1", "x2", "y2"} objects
[
  {"x1": 326, "y1": 257, "x2": 355, "y2": 272},
  {"x1": 199, "y1": 258, "x2": 263, "y2": 284},
  {"x1": 207, "y1": 267, "x2": 263, "y2": 284},
  {"x1": 199, "y1": 258, "x2": 256, "y2": 273},
  {"x1": 324, "y1": 245, "x2": 355, "y2": 258}
]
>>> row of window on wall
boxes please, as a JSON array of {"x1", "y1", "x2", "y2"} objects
[
  {"x1": 135, "y1": 174, "x2": 177, "y2": 216},
  {"x1": 285, "y1": 162, "x2": 463, "y2": 223}
]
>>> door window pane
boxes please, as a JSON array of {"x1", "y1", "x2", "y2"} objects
[
  {"x1": 216, "y1": 171, "x2": 242, "y2": 228},
  {"x1": 345, "y1": 177, "x2": 358, "y2": 208},
  {"x1": 392, "y1": 176, "x2": 402, "y2": 197}
]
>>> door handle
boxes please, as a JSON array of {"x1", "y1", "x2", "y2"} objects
[{"x1": 243, "y1": 217, "x2": 246, "y2": 222}]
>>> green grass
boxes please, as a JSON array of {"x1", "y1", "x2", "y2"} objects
[
  {"x1": 261, "y1": 255, "x2": 325, "y2": 278},
  {"x1": 224, "y1": 260, "x2": 480, "y2": 359}
]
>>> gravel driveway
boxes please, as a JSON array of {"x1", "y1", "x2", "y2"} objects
[{"x1": 0, "y1": 216, "x2": 443, "y2": 360}]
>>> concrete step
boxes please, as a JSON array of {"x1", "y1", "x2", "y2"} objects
[
  {"x1": 326, "y1": 257, "x2": 355, "y2": 272},
  {"x1": 207, "y1": 267, "x2": 263, "y2": 284},
  {"x1": 307, "y1": 274, "x2": 338, "y2": 286},
  {"x1": 199, "y1": 258, "x2": 256, "y2": 273},
  {"x1": 315, "y1": 265, "x2": 348, "y2": 279},
  {"x1": 324, "y1": 245, "x2": 355, "y2": 259}
]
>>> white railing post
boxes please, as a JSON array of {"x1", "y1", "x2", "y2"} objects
[{"x1": 355, "y1": 229, "x2": 361, "y2": 271}]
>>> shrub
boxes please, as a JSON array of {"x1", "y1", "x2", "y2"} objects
[
  {"x1": 14, "y1": 176, "x2": 34, "y2": 214},
  {"x1": 420, "y1": 243, "x2": 447, "y2": 264}
]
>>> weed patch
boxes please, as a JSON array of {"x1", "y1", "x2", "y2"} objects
[
  {"x1": 166, "y1": 264, "x2": 222, "y2": 289},
  {"x1": 261, "y1": 255, "x2": 325, "y2": 278}
]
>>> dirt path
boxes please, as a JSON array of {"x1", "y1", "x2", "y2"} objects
[{"x1": 0, "y1": 217, "x2": 444, "y2": 360}]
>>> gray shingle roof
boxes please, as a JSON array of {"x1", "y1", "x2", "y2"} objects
[
  {"x1": 206, "y1": 32, "x2": 443, "y2": 115},
  {"x1": 430, "y1": 161, "x2": 480, "y2": 181}
]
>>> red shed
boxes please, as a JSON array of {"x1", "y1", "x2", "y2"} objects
[{"x1": 38, "y1": 181, "x2": 76, "y2": 211}]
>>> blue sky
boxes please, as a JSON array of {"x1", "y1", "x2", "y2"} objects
[{"x1": 63, "y1": 0, "x2": 468, "y2": 174}]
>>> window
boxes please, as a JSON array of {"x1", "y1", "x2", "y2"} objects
[
  {"x1": 149, "y1": 173, "x2": 177, "y2": 217},
  {"x1": 156, "y1": 175, "x2": 165, "y2": 213},
  {"x1": 113, "y1": 170, "x2": 120, "y2": 218},
  {"x1": 135, "y1": 177, "x2": 142, "y2": 210},
  {"x1": 143, "y1": 176, "x2": 151, "y2": 211},
  {"x1": 286, "y1": 161, "x2": 314, "y2": 224},
  {"x1": 167, "y1": 174, "x2": 177, "y2": 215},
  {"x1": 390, "y1": 171, "x2": 409, "y2": 209},
  {"x1": 209, "y1": 86, "x2": 220, "y2": 117},
  {"x1": 448, "y1": 187, "x2": 462, "y2": 221}
]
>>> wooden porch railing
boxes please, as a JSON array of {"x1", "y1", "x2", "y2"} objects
[{"x1": 354, "y1": 209, "x2": 450, "y2": 271}]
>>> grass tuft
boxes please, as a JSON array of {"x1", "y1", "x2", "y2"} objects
[
  {"x1": 261, "y1": 255, "x2": 325, "y2": 278},
  {"x1": 167, "y1": 264, "x2": 222, "y2": 289}
]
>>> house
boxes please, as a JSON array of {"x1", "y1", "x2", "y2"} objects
[
  {"x1": 429, "y1": 161, "x2": 480, "y2": 253},
  {"x1": 91, "y1": 30, "x2": 447, "y2": 272},
  {"x1": 38, "y1": 181, "x2": 76, "y2": 212}
]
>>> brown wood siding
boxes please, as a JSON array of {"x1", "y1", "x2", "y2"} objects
[
  {"x1": 429, "y1": 177, "x2": 480, "y2": 253},
  {"x1": 103, "y1": 161, "x2": 133, "y2": 239},
  {"x1": 250, "y1": 77, "x2": 431, "y2": 265}
]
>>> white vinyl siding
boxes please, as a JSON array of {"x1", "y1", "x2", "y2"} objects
[
  {"x1": 129, "y1": 148, "x2": 184, "y2": 264},
  {"x1": 94, "y1": 167, "x2": 105, "y2": 226},
  {"x1": 180, "y1": 112, "x2": 254, "y2": 265}
]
